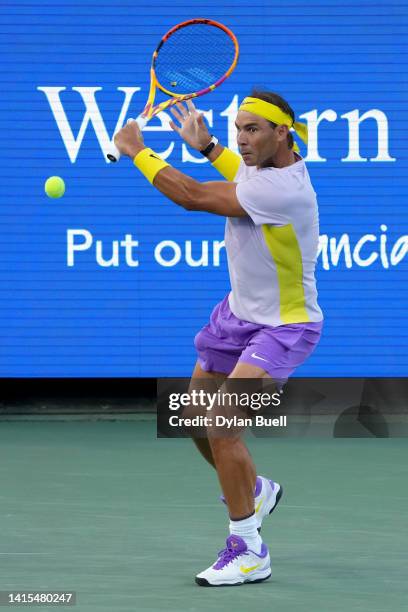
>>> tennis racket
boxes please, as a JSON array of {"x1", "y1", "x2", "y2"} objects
[{"x1": 107, "y1": 18, "x2": 239, "y2": 162}]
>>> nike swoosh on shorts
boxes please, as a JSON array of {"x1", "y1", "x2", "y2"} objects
[{"x1": 250, "y1": 352, "x2": 269, "y2": 363}]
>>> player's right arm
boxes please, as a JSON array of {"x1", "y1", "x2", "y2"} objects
[{"x1": 170, "y1": 101, "x2": 241, "y2": 180}]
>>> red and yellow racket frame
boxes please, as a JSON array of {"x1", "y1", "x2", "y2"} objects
[
  {"x1": 108, "y1": 19, "x2": 239, "y2": 161},
  {"x1": 141, "y1": 18, "x2": 239, "y2": 120}
]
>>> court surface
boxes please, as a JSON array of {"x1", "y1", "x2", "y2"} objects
[{"x1": 0, "y1": 420, "x2": 406, "y2": 612}]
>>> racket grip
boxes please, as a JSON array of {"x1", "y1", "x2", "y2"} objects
[
  {"x1": 106, "y1": 116, "x2": 148, "y2": 163},
  {"x1": 135, "y1": 115, "x2": 148, "y2": 130},
  {"x1": 106, "y1": 143, "x2": 121, "y2": 163}
]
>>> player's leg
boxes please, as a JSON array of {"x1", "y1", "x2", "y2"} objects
[
  {"x1": 208, "y1": 362, "x2": 268, "y2": 518},
  {"x1": 196, "y1": 361, "x2": 273, "y2": 586},
  {"x1": 190, "y1": 295, "x2": 244, "y2": 467},
  {"x1": 222, "y1": 323, "x2": 322, "y2": 526},
  {"x1": 196, "y1": 323, "x2": 322, "y2": 585},
  {"x1": 188, "y1": 360, "x2": 227, "y2": 468}
]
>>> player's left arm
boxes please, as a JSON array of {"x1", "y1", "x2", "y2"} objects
[
  {"x1": 113, "y1": 121, "x2": 247, "y2": 218},
  {"x1": 153, "y1": 166, "x2": 246, "y2": 217}
]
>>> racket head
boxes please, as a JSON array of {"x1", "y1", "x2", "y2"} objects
[{"x1": 151, "y1": 19, "x2": 239, "y2": 99}]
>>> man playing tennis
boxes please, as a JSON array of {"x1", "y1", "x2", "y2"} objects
[{"x1": 114, "y1": 90, "x2": 323, "y2": 587}]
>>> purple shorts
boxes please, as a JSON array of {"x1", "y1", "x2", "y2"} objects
[{"x1": 194, "y1": 295, "x2": 323, "y2": 384}]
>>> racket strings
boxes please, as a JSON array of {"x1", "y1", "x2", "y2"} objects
[{"x1": 154, "y1": 24, "x2": 236, "y2": 94}]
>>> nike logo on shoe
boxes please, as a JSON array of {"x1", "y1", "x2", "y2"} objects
[
  {"x1": 240, "y1": 564, "x2": 261, "y2": 574},
  {"x1": 255, "y1": 498, "x2": 264, "y2": 514},
  {"x1": 251, "y1": 352, "x2": 269, "y2": 363}
]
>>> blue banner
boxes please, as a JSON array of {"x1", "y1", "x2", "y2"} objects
[{"x1": 1, "y1": 0, "x2": 407, "y2": 376}]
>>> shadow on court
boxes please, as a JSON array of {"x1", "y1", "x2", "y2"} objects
[{"x1": 0, "y1": 420, "x2": 406, "y2": 612}]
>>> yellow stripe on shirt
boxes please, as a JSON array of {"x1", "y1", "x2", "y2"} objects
[{"x1": 261, "y1": 223, "x2": 310, "y2": 324}]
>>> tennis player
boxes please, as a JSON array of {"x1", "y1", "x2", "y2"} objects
[{"x1": 114, "y1": 90, "x2": 323, "y2": 587}]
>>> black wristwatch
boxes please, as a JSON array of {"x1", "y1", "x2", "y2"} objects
[{"x1": 200, "y1": 135, "x2": 219, "y2": 157}]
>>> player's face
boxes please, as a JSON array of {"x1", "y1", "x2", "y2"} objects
[{"x1": 235, "y1": 111, "x2": 289, "y2": 166}]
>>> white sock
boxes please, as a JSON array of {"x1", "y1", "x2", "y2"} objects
[{"x1": 229, "y1": 512, "x2": 263, "y2": 554}]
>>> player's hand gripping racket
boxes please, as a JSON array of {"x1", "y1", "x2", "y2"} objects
[{"x1": 107, "y1": 18, "x2": 239, "y2": 162}]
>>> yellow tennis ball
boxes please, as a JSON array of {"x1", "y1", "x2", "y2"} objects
[{"x1": 45, "y1": 176, "x2": 65, "y2": 199}]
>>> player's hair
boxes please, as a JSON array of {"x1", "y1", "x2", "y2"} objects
[{"x1": 251, "y1": 89, "x2": 295, "y2": 149}]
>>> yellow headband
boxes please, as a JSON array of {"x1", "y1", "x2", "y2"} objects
[{"x1": 238, "y1": 96, "x2": 308, "y2": 153}]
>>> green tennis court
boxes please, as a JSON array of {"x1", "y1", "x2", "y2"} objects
[{"x1": 0, "y1": 420, "x2": 406, "y2": 611}]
